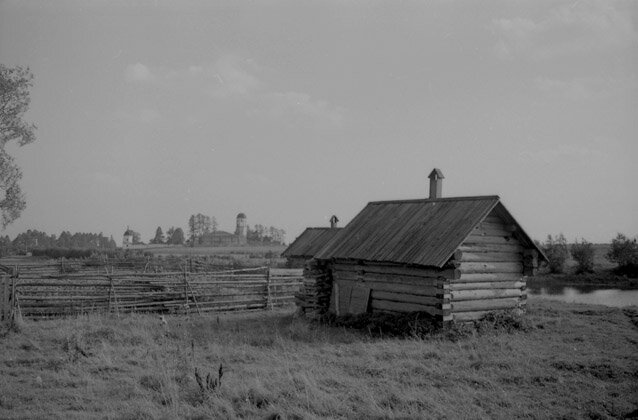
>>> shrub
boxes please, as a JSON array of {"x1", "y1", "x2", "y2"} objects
[
  {"x1": 31, "y1": 248, "x2": 93, "y2": 259},
  {"x1": 571, "y1": 239, "x2": 595, "y2": 274},
  {"x1": 607, "y1": 233, "x2": 638, "y2": 277},
  {"x1": 542, "y1": 234, "x2": 569, "y2": 274}
]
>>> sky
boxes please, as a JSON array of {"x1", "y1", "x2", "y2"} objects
[{"x1": 0, "y1": 0, "x2": 636, "y2": 245}]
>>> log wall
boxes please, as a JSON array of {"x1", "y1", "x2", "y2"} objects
[
  {"x1": 329, "y1": 261, "x2": 452, "y2": 321},
  {"x1": 453, "y1": 213, "x2": 530, "y2": 321}
]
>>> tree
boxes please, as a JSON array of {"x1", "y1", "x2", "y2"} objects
[
  {"x1": 571, "y1": 239, "x2": 594, "y2": 274},
  {"x1": 150, "y1": 226, "x2": 165, "y2": 244},
  {"x1": 131, "y1": 231, "x2": 142, "y2": 245},
  {"x1": 607, "y1": 233, "x2": 638, "y2": 269},
  {"x1": 542, "y1": 234, "x2": 569, "y2": 274},
  {"x1": 188, "y1": 213, "x2": 213, "y2": 245},
  {"x1": 169, "y1": 227, "x2": 185, "y2": 245},
  {"x1": 1, "y1": 65, "x2": 37, "y2": 228}
]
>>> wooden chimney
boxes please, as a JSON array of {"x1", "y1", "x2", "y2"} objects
[
  {"x1": 428, "y1": 168, "x2": 444, "y2": 199},
  {"x1": 330, "y1": 215, "x2": 339, "y2": 228}
]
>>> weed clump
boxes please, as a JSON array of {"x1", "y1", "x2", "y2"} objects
[
  {"x1": 475, "y1": 310, "x2": 533, "y2": 334},
  {"x1": 321, "y1": 309, "x2": 532, "y2": 340},
  {"x1": 321, "y1": 311, "x2": 442, "y2": 338}
]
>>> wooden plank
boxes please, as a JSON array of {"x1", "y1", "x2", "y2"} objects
[
  {"x1": 331, "y1": 281, "x2": 341, "y2": 316},
  {"x1": 348, "y1": 286, "x2": 370, "y2": 314},
  {"x1": 370, "y1": 299, "x2": 441, "y2": 316},
  {"x1": 332, "y1": 262, "x2": 459, "y2": 279},
  {"x1": 462, "y1": 235, "x2": 519, "y2": 245},
  {"x1": 333, "y1": 270, "x2": 443, "y2": 287},
  {"x1": 338, "y1": 283, "x2": 352, "y2": 316},
  {"x1": 450, "y1": 281, "x2": 525, "y2": 291},
  {"x1": 471, "y1": 225, "x2": 515, "y2": 237},
  {"x1": 269, "y1": 268, "x2": 304, "y2": 276},
  {"x1": 335, "y1": 278, "x2": 442, "y2": 296},
  {"x1": 459, "y1": 262, "x2": 523, "y2": 274},
  {"x1": 451, "y1": 289, "x2": 522, "y2": 301},
  {"x1": 330, "y1": 283, "x2": 337, "y2": 314},
  {"x1": 456, "y1": 272, "x2": 523, "y2": 282},
  {"x1": 451, "y1": 297, "x2": 521, "y2": 312},
  {"x1": 461, "y1": 252, "x2": 522, "y2": 263},
  {"x1": 371, "y1": 290, "x2": 441, "y2": 306},
  {"x1": 459, "y1": 243, "x2": 524, "y2": 254}
]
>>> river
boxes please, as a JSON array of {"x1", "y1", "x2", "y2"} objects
[{"x1": 527, "y1": 284, "x2": 638, "y2": 307}]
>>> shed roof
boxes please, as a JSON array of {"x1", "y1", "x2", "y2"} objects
[
  {"x1": 315, "y1": 195, "x2": 546, "y2": 268},
  {"x1": 282, "y1": 227, "x2": 342, "y2": 259}
]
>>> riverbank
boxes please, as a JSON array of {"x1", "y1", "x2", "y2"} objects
[{"x1": 1, "y1": 300, "x2": 637, "y2": 419}]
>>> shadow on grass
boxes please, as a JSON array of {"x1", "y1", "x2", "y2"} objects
[{"x1": 319, "y1": 309, "x2": 533, "y2": 342}]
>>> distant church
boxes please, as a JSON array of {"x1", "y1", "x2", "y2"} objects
[
  {"x1": 122, "y1": 226, "x2": 134, "y2": 248},
  {"x1": 122, "y1": 213, "x2": 249, "y2": 248},
  {"x1": 199, "y1": 213, "x2": 248, "y2": 247}
]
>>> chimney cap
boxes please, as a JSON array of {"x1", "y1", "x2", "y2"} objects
[{"x1": 428, "y1": 168, "x2": 444, "y2": 180}]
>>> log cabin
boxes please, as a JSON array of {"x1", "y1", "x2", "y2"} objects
[{"x1": 308, "y1": 169, "x2": 547, "y2": 322}]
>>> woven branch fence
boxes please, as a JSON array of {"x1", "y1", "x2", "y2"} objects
[{"x1": 0, "y1": 266, "x2": 303, "y2": 319}]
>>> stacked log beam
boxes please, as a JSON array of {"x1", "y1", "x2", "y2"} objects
[
  {"x1": 452, "y1": 216, "x2": 528, "y2": 321},
  {"x1": 295, "y1": 260, "x2": 333, "y2": 319}
]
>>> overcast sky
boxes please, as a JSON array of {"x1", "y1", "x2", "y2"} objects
[{"x1": 1, "y1": 0, "x2": 636, "y2": 244}]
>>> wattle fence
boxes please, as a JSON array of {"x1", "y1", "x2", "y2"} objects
[{"x1": 0, "y1": 263, "x2": 303, "y2": 319}]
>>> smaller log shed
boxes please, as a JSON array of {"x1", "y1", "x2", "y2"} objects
[
  {"x1": 311, "y1": 170, "x2": 548, "y2": 322},
  {"x1": 281, "y1": 216, "x2": 341, "y2": 268}
]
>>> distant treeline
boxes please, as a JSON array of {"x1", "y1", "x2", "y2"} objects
[{"x1": 0, "y1": 229, "x2": 117, "y2": 256}]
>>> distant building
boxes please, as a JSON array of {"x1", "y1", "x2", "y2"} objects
[
  {"x1": 122, "y1": 227, "x2": 133, "y2": 248},
  {"x1": 199, "y1": 213, "x2": 248, "y2": 247},
  {"x1": 235, "y1": 213, "x2": 247, "y2": 245}
]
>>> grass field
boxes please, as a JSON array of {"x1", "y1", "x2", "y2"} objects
[{"x1": 1, "y1": 300, "x2": 637, "y2": 419}]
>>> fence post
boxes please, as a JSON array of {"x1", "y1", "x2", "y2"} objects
[
  {"x1": 266, "y1": 268, "x2": 272, "y2": 310},
  {"x1": 10, "y1": 277, "x2": 22, "y2": 324},
  {"x1": 183, "y1": 266, "x2": 189, "y2": 314},
  {"x1": 1, "y1": 275, "x2": 8, "y2": 321}
]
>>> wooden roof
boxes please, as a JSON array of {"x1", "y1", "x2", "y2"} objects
[
  {"x1": 281, "y1": 227, "x2": 342, "y2": 259},
  {"x1": 315, "y1": 195, "x2": 546, "y2": 268}
]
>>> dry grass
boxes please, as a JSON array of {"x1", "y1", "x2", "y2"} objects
[{"x1": 1, "y1": 301, "x2": 637, "y2": 419}]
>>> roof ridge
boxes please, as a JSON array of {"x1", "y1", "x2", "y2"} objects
[
  {"x1": 307, "y1": 227, "x2": 340, "y2": 230},
  {"x1": 368, "y1": 195, "x2": 500, "y2": 205}
]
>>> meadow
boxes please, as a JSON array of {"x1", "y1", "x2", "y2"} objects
[{"x1": 1, "y1": 300, "x2": 637, "y2": 419}]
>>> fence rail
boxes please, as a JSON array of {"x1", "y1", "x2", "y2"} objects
[{"x1": 0, "y1": 267, "x2": 303, "y2": 319}]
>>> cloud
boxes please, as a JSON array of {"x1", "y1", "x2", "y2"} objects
[
  {"x1": 125, "y1": 63, "x2": 155, "y2": 83},
  {"x1": 256, "y1": 91, "x2": 345, "y2": 127},
  {"x1": 212, "y1": 55, "x2": 263, "y2": 97},
  {"x1": 492, "y1": 1, "x2": 637, "y2": 60},
  {"x1": 124, "y1": 55, "x2": 345, "y2": 127}
]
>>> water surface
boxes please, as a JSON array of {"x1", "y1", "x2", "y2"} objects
[{"x1": 527, "y1": 285, "x2": 638, "y2": 307}]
